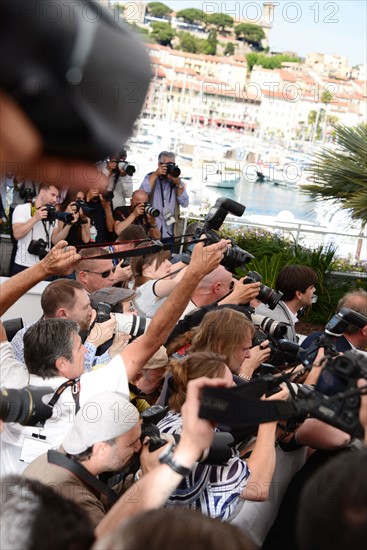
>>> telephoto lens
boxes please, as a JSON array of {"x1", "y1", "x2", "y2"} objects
[
  {"x1": 114, "y1": 313, "x2": 151, "y2": 339},
  {"x1": 144, "y1": 203, "x2": 160, "y2": 218}
]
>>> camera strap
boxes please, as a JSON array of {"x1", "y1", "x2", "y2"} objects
[
  {"x1": 47, "y1": 379, "x2": 81, "y2": 416},
  {"x1": 47, "y1": 450, "x2": 119, "y2": 505},
  {"x1": 41, "y1": 220, "x2": 51, "y2": 250}
]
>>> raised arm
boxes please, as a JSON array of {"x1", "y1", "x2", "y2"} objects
[
  {"x1": 0, "y1": 241, "x2": 81, "y2": 316},
  {"x1": 153, "y1": 266, "x2": 188, "y2": 298},
  {"x1": 122, "y1": 240, "x2": 228, "y2": 380},
  {"x1": 95, "y1": 376, "x2": 230, "y2": 538},
  {"x1": 242, "y1": 386, "x2": 289, "y2": 502}
]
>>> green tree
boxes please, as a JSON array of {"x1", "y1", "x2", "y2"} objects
[
  {"x1": 234, "y1": 23, "x2": 265, "y2": 48},
  {"x1": 176, "y1": 8, "x2": 204, "y2": 24},
  {"x1": 321, "y1": 90, "x2": 333, "y2": 104},
  {"x1": 246, "y1": 52, "x2": 302, "y2": 71},
  {"x1": 150, "y1": 22, "x2": 175, "y2": 46},
  {"x1": 206, "y1": 13, "x2": 234, "y2": 33},
  {"x1": 177, "y1": 31, "x2": 198, "y2": 53},
  {"x1": 204, "y1": 29, "x2": 217, "y2": 55},
  {"x1": 246, "y1": 52, "x2": 260, "y2": 71},
  {"x1": 302, "y1": 123, "x2": 367, "y2": 225},
  {"x1": 224, "y1": 42, "x2": 235, "y2": 56},
  {"x1": 146, "y1": 2, "x2": 172, "y2": 18}
]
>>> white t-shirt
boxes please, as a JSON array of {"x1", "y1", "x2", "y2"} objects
[
  {"x1": 0, "y1": 354, "x2": 129, "y2": 477},
  {"x1": 12, "y1": 203, "x2": 55, "y2": 267},
  {"x1": 134, "y1": 280, "x2": 167, "y2": 318}
]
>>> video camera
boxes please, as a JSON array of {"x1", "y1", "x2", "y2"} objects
[{"x1": 193, "y1": 198, "x2": 253, "y2": 272}]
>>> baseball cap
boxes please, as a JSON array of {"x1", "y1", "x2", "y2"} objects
[
  {"x1": 63, "y1": 392, "x2": 139, "y2": 455},
  {"x1": 143, "y1": 346, "x2": 169, "y2": 370},
  {"x1": 90, "y1": 287, "x2": 135, "y2": 308}
]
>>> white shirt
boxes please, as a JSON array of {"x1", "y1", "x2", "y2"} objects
[
  {"x1": 0, "y1": 354, "x2": 129, "y2": 477},
  {"x1": 0, "y1": 341, "x2": 29, "y2": 388},
  {"x1": 12, "y1": 203, "x2": 55, "y2": 267}
]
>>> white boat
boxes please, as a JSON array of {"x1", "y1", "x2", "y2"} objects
[{"x1": 204, "y1": 173, "x2": 240, "y2": 189}]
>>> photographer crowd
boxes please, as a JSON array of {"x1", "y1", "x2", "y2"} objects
[{"x1": 1, "y1": 2, "x2": 367, "y2": 549}]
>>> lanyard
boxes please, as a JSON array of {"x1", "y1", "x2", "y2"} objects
[{"x1": 158, "y1": 178, "x2": 174, "y2": 208}]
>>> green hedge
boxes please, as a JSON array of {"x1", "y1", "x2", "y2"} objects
[{"x1": 217, "y1": 225, "x2": 367, "y2": 325}]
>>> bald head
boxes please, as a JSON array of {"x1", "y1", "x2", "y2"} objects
[
  {"x1": 131, "y1": 190, "x2": 148, "y2": 208},
  {"x1": 192, "y1": 266, "x2": 233, "y2": 307},
  {"x1": 337, "y1": 290, "x2": 367, "y2": 335}
]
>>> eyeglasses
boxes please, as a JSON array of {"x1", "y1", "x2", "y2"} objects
[
  {"x1": 221, "y1": 280, "x2": 235, "y2": 291},
  {"x1": 83, "y1": 269, "x2": 113, "y2": 278}
]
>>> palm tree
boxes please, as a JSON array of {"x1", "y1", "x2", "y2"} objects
[{"x1": 302, "y1": 123, "x2": 367, "y2": 226}]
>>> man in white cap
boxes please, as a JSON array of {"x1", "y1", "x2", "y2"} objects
[{"x1": 22, "y1": 392, "x2": 141, "y2": 528}]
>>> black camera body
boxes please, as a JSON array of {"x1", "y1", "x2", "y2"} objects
[
  {"x1": 252, "y1": 326, "x2": 303, "y2": 368},
  {"x1": 19, "y1": 187, "x2": 36, "y2": 203},
  {"x1": 199, "y1": 350, "x2": 366, "y2": 438},
  {"x1": 166, "y1": 162, "x2": 181, "y2": 178},
  {"x1": 45, "y1": 204, "x2": 73, "y2": 224},
  {"x1": 140, "y1": 405, "x2": 171, "y2": 451},
  {"x1": 194, "y1": 198, "x2": 254, "y2": 272},
  {"x1": 27, "y1": 238, "x2": 48, "y2": 259},
  {"x1": 75, "y1": 199, "x2": 94, "y2": 217},
  {"x1": 244, "y1": 271, "x2": 283, "y2": 310},
  {"x1": 144, "y1": 202, "x2": 160, "y2": 218}
]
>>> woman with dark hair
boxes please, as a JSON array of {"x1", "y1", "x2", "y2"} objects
[
  {"x1": 156, "y1": 350, "x2": 288, "y2": 522},
  {"x1": 131, "y1": 249, "x2": 188, "y2": 318},
  {"x1": 51, "y1": 190, "x2": 91, "y2": 246}
]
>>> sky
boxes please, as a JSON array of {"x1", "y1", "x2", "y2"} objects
[{"x1": 153, "y1": 1, "x2": 367, "y2": 66}]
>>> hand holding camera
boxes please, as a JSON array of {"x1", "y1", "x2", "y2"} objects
[
  {"x1": 132, "y1": 202, "x2": 146, "y2": 219},
  {"x1": 33, "y1": 206, "x2": 49, "y2": 222},
  {"x1": 156, "y1": 161, "x2": 181, "y2": 180}
]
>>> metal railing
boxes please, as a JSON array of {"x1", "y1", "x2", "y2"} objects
[{"x1": 181, "y1": 211, "x2": 367, "y2": 261}]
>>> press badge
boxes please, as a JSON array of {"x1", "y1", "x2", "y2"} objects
[{"x1": 20, "y1": 435, "x2": 52, "y2": 463}]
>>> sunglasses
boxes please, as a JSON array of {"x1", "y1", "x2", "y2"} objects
[{"x1": 83, "y1": 269, "x2": 113, "y2": 278}]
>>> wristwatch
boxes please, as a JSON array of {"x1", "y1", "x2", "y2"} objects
[
  {"x1": 176, "y1": 182, "x2": 183, "y2": 190},
  {"x1": 158, "y1": 443, "x2": 191, "y2": 476}
]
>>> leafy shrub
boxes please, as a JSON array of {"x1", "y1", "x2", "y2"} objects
[{"x1": 214, "y1": 225, "x2": 365, "y2": 324}]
